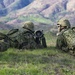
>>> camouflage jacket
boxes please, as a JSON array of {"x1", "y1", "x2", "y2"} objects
[{"x1": 56, "y1": 29, "x2": 69, "y2": 52}]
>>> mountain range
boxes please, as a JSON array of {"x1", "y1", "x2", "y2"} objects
[
  {"x1": 0, "y1": 0, "x2": 34, "y2": 16},
  {"x1": 0, "y1": 0, "x2": 75, "y2": 30}
]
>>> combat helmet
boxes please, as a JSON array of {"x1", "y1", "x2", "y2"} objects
[
  {"x1": 23, "y1": 21, "x2": 34, "y2": 31},
  {"x1": 57, "y1": 18, "x2": 71, "y2": 28}
]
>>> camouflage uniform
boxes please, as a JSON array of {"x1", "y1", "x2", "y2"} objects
[
  {"x1": 0, "y1": 21, "x2": 35, "y2": 51},
  {"x1": 0, "y1": 40, "x2": 10, "y2": 52},
  {"x1": 56, "y1": 19, "x2": 71, "y2": 52},
  {"x1": 22, "y1": 21, "x2": 37, "y2": 49}
]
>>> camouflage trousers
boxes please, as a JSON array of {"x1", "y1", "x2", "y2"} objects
[{"x1": 0, "y1": 42, "x2": 9, "y2": 52}]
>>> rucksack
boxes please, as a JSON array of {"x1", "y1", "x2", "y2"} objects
[{"x1": 63, "y1": 27, "x2": 75, "y2": 50}]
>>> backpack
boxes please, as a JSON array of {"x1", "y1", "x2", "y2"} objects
[{"x1": 63, "y1": 27, "x2": 75, "y2": 50}]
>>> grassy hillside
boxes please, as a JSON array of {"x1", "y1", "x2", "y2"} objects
[
  {"x1": 0, "y1": 15, "x2": 52, "y2": 24},
  {"x1": 0, "y1": 32, "x2": 75, "y2": 75}
]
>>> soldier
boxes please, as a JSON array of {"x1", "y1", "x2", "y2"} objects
[
  {"x1": 20, "y1": 21, "x2": 36, "y2": 49},
  {"x1": 56, "y1": 18, "x2": 71, "y2": 52},
  {"x1": 22, "y1": 21, "x2": 47, "y2": 49},
  {"x1": 0, "y1": 21, "x2": 47, "y2": 51}
]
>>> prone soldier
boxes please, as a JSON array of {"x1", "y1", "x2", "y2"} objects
[{"x1": 0, "y1": 21, "x2": 47, "y2": 51}]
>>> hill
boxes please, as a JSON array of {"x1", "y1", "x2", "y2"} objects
[
  {"x1": 0, "y1": 0, "x2": 34, "y2": 16},
  {"x1": 0, "y1": 0, "x2": 75, "y2": 30},
  {"x1": 0, "y1": 22, "x2": 13, "y2": 30}
]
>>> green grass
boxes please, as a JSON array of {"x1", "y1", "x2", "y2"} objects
[
  {"x1": 18, "y1": 15, "x2": 52, "y2": 24},
  {"x1": 0, "y1": 32, "x2": 75, "y2": 75},
  {"x1": 0, "y1": 15, "x2": 52, "y2": 25}
]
